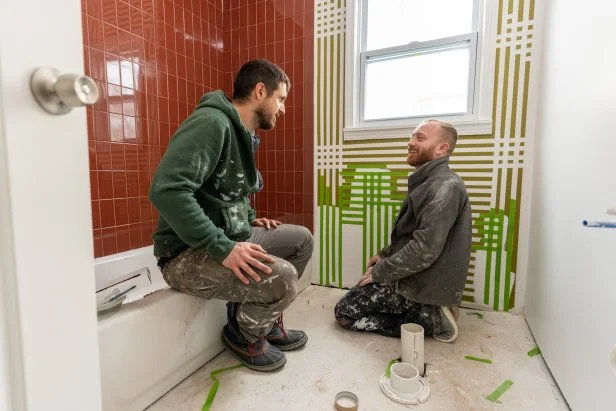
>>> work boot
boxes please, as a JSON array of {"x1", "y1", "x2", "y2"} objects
[
  {"x1": 226, "y1": 301, "x2": 239, "y2": 323},
  {"x1": 433, "y1": 306, "x2": 459, "y2": 343},
  {"x1": 222, "y1": 302, "x2": 286, "y2": 372},
  {"x1": 450, "y1": 305, "x2": 460, "y2": 321},
  {"x1": 266, "y1": 313, "x2": 308, "y2": 351}
]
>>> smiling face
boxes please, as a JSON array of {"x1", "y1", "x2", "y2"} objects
[
  {"x1": 254, "y1": 81, "x2": 287, "y2": 130},
  {"x1": 407, "y1": 121, "x2": 450, "y2": 167}
]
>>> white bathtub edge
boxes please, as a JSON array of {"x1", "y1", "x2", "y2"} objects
[{"x1": 98, "y1": 289, "x2": 226, "y2": 411}]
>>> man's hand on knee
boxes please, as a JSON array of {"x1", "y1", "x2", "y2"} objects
[
  {"x1": 250, "y1": 217, "x2": 282, "y2": 229},
  {"x1": 222, "y1": 242, "x2": 276, "y2": 285},
  {"x1": 366, "y1": 254, "x2": 381, "y2": 269},
  {"x1": 357, "y1": 266, "x2": 374, "y2": 287}
]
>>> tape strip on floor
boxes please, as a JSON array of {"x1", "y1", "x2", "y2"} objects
[{"x1": 202, "y1": 363, "x2": 245, "y2": 411}]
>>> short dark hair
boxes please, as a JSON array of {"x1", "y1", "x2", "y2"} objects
[{"x1": 232, "y1": 59, "x2": 290, "y2": 101}]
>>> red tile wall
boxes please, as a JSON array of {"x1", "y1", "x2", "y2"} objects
[
  {"x1": 83, "y1": 0, "x2": 314, "y2": 258},
  {"x1": 83, "y1": 0, "x2": 225, "y2": 257},
  {"x1": 223, "y1": 0, "x2": 314, "y2": 231}
]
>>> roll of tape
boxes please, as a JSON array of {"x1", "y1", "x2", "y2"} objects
[{"x1": 334, "y1": 391, "x2": 359, "y2": 411}]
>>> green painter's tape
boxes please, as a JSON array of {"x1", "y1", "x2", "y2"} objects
[
  {"x1": 202, "y1": 363, "x2": 245, "y2": 411},
  {"x1": 486, "y1": 380, "x2": 514, "y2": 403},
  {"x1": 385, "y1": 358, "x2": 400, "y2": 378},
  {"x1": 527, "y1": 347, "x2": 541, "y2": 357},
  {"x1": 467, "y1": 312, "x2": 484, "y2": 319},
  {"x1": 465, "y1": 356, "x2": 493, "y2": 364}
]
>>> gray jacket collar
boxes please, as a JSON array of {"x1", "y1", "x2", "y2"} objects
[{"x1": 408, "y1": 156, "x2": 451, "y2": 190}]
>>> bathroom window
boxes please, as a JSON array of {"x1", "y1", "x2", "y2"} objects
[{"x1": 344, "y1": 0, "x2": 497, "y2": 139}]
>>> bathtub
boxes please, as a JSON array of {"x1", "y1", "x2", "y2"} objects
[
  {"x1": 96, "y1": 245, "x2": 313, "y2": 411},
  {"x1": 96, "y1": 246, "x2": 226, "y2": 411}
]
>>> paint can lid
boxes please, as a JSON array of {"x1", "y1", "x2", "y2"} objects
[{"x1": 334, "y1": 391, "x2": 358, "y2": 411}]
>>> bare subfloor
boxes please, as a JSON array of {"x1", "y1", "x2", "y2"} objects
[{"x1": 148, "y1": 285, "x2": 568, "y2": 411}]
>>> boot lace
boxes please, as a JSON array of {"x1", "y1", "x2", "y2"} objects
[
  {"x1": 274, "y1": 313, "x2": 288, "y2": 337},
  {"x1": 248, "y1": 337, "x2": 265, "y2": 353}
]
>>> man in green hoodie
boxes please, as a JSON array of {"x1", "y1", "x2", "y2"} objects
[{"x1": 149, "y1": 60, "x2": 313, "y2": 372}]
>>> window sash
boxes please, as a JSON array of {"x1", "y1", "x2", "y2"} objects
[
  {"x1": 359, "y1": 33, "x2": 479, "y2": 123},
  {"x1": 360, "y1": 0, "x2": 480, "y2": 53}
]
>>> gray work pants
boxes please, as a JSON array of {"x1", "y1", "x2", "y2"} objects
[{"x1": 161, "y1": 224, "x2": 313, "y2": 342}]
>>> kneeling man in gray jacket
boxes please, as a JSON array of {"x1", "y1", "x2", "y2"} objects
[{"x1": 335, "y1": 119, "x2": 472, "y2": 343}]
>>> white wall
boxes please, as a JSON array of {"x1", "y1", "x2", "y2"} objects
[{"x1": 525, "y1": 1, "x2": 616, "y2": 409}]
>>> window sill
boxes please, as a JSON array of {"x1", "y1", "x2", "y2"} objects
[{"x1": 343, "y1": 119, "x2": 492, "y2": 141}]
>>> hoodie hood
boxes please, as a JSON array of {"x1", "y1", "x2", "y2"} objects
[{"x1": 196, "y1": 90, "x2": 247, "y2": 135}]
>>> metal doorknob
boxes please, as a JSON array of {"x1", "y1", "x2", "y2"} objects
[{"x1": 30, "y1": 67, "x2": 100, "y2": 115}]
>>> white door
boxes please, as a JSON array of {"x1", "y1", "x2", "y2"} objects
[
  {"x1": 0, "y1": 0, "x2": 102, "y2": 409},
  {"x1": 525, "y1": 2, "x2": 616, "y2": 410}
]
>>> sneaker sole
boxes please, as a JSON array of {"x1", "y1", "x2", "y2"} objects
[
  {"x1": 269, "y1": 334, "x2": 309, "y2": 351},
  {"x1": 433, "y1": 306, "x2": 459, "y2": 343},
  {"x1": 221, "y1": 333, "x2": 287, "y2": 372}
]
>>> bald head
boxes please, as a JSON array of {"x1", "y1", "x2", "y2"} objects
[{"x1": 423, "y1": 119, "x2": 458, "y2": 154}]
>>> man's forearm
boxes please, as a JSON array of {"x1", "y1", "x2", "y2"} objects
[{"x1": 371, "y1": 236, "x2": 440, "y2": 283}]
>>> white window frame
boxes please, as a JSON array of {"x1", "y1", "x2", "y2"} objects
[{"x1": 344, "y1": 0, "x2": 498, "y2": 139}]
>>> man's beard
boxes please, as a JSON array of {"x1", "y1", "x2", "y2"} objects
[
  {"x1": 408, "y1": 147, "x2": 437, "y2": 167},
  {"x1": 256, "y1": 107, "x2": 275, "y2": 130}
]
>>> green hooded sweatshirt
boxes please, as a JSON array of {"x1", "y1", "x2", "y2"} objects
[{"x1": 149, "y1": 90, "x2": 258, "y2": 262}]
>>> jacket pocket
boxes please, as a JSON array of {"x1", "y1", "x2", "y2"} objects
[{"x1": 220, "y1": 198, "x2": 251, "y2": 240}]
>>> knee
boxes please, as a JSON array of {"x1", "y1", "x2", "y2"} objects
[
  {"x1": 299, "y1": 225, "x2": 314, "y2": 246},
  {"x1": 334, "y1": 300, "x2": 353, "y2": 329},
  {"x1": 334, "y1": 297, "x2": 350, "y2": 323},
  {"x1": 334, "y1": 301, "x2": 343, "y2": 321},
  {"x1": 293, "y1": 225, "x2": 314, "y2": 253},
  {"x1": 267, "y1": 258, "x2": 299, "y2": 301}
]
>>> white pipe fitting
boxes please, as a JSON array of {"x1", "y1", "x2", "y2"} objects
[
  {"x1": 390, "y1": 362, "x2": 422, "y2": 396},
  {"x1": 401, "y1": 323, "x2": 425, "y2": 376}
]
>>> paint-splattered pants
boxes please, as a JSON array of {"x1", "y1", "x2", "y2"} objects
[
  {"x1": 334, "y1": 283, "x2": 444, "y2": 338},
  {"x1": 161, "y1": 224, "x2": 313, "y2": 342}
]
